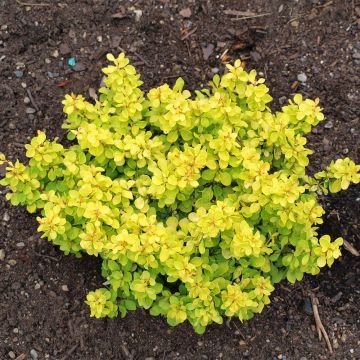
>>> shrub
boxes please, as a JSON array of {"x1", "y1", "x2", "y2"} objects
[{"x1": 1, "y1": 53, "x2": 359, "y2": 334}]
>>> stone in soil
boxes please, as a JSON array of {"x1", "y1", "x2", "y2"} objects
[
  {"x1": 30, "y1": 349, "x2": 38, "y2": 360},
  {"x1": 179, "y1": 7, "x2": 192, "y2": 18},
  {"x1": 324, "y1": 120, "x2": 334, "y2": 129},
  {"x1": 297, "y1": 73, "x2": 307, "y2": 83},
  {"x1": 302, "y1": 298, "x2": 313, "y2": 315},
  {"x1": 47, "y1": 71, "x2": 60, "y2": 78},
  {"x1": 3, "y1": 211, "x2": 10, "y2": 221},
  {"x1": 25, "y1": 107, "x2": 36, "y2": 114},
  {"x1": 59, "y1": 43, "x2": 71, "y2": 56},
  {"x1": 72, "y1": 63, "x2": 86, "y2": 72},
  {"x1": 0, "y1": 249, "x2": 5, "y2": 261},
  {"x1": 14, "y1": 70, "x2": 24, "y2": 78}
]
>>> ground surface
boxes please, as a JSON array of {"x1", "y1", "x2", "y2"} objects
[{"x1": 0, "y1": 0, "x2": 360, "y2": 359}]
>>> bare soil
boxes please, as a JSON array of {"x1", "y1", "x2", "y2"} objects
[{"x1": 0, "y1": 1, "x2": 359, "y2": 359}]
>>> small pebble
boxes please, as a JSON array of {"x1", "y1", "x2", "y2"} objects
[
  {"x1": 30, "y1": 349, "x2": 38, "y2": 360},
  {"x1": 16, "y1": 242, "x2": 25, "y2": 248},
  {"x1": 350, "y1": 349, "x2": 354, "y2": 354},
  {"x1": 297, "y1": 73, "x2": 307, "y2": 83},
  {"x1": 133, "y1": 9, "x2": 143, "y2": 22},
  {"x1": 47, "y1": 71, "x2": 60, "y2": 78},
  {"x1": 25, "y1": 107, "x2": 36, "y2": 114},
  {"x1": 13, "y1": 328, "x2": 19, "y2": 334},
  {"x1": 21, "y1": 82, "x2": 27, "y2": 88},
  {"x1": 302, "y1": 297, "x2": 313, "y2": 315},
  {"x1": 14, "y1": 70, "x2": 24, "y2": 78},
  {"x1": 333, "y1": 338, "x2": 339, "y2": 349},
  {"x1": 24, "y1": 96, "x2": 30, "y2": 104},
  {"x1": 96, "y1": 35, "x2": 103, "y2": 42},
  {"x1": 8, "y1": 351, "x2": 16, "y2": 359},
  {"x1": 51, "y1": 49, "x2": 59, "y2": 58},
  {"x1": 8, "y1": 259, "x2": 17, "y2": 266},
  {"x1": 324, "y1": 120, "x2": 333, "y2": 129},
  {"x1": 278, "y1": 96, "x2": 287, "y2": 105},
  {"x1": 72, "y1": 63, "x2": 86, "y2": 72},
  {"x1": 61, "y1": 285, "x2": 69, "y2": 292},
  {"x1": 179, "y1": 7, "x2": 192, "y2": 18},
  {"x1": 1, "y1": 24, "x2": 8, "y2": 30},
  {"x1": 3, "y1": 212, "x2": 10, "y2": 221},
  {"x1": 0, "y1": 249, "x2": 5, "y2": 261},
  {"x1": 35, "y1": 283, "x2": 41, "y2": 290},
  {"x1": 45, "y1": 58, "x2": 51, "y2": 64},
  {"x1": 352, "y1": 52, "x2": 360, "y2": 59}
]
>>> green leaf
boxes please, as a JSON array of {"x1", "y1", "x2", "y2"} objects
[
  {"x1": 167, "y1": 131, "x2": 178, "y2": 143},
  {"x1": 219, "y1": 172, "x2": 232, "y2": 186}
]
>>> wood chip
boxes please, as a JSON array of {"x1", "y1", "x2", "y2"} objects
[
  {"x1": 15, "y1": 355, "x2": 26, "y2": 360},
  {"x1": 224, "y1": 9, "x2": 271, "y2": 21},
  {"x1": 181, "y1": 26, "x2": 197, "y2": 41},
  {"x1": 224, "y1": 9, "x2": 258, "y2": 17},
  {"x1": 231, "y1": 41, "x2": 248, "y2": 51},
  {"x1": 343, "y1": 239, "x2": 360, "y2": 257},
  {"x1": 111, "y1": 12, "x2": 127, "y2": 19}
]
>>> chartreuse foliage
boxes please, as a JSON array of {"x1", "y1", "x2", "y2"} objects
[{"x1": 1, "y1": 53, "x2": 359, "y2": 334}]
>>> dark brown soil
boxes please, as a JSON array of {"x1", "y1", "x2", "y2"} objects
[{"x1": 1, "y1": 1, "x2": 360, "y2": 359}]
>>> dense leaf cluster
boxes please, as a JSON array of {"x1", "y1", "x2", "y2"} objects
[{"x1": 1, "y1": 53, "x2": 359, "y2": 333}]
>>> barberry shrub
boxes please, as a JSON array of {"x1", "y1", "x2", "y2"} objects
[{"x1": 1, "y1": 53, "x2": 359, "y2": 334}]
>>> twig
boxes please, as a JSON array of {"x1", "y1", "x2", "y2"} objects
[
  {"x1": 181, "y1": 26, "x2": 198, "y2": 41},
  {"x1": 316, "y1": 0, "x2": 333, "y2": 8},
  {"x1": 79, "y1": 335, "x2": 85, "y2": 351},
  {"x1": 16, "y1": 0, "x2": 51, "y2": 6},
  {"x1": 310, "y1": 294, "x2": 333, "y2": 353},
  {"x1": 162, "y1": 74, "x2": 184, "y2": 80},
  {"x1": 61, "y1": 344, "x2": 78, "y2": 360},
  {"x1": 33, "y1": 251, "x2": 60, "y2": 262},
  {"x1": 67, "y1": 320, "x2": 74, "y2": 337},
  {"x1": 224, "y1": 9, "x2": 259, "y2": 16},
  {"x1": 121, "y1": 344, "x2": 133, "y2": 360},
  {"x1": 230, "y1": 13, "x2": 271, "y2": 21},
  {"x1": 26, "y1": 88, "x2": 39, "y2": 112},
  {"x1": 131, "y1": 51, "x2": 150, "y2": 67},
  {"x1": 15, "y1": 354, "x2": 26, "y2": 360},
  {"x1": 343, "y1": 239, "x2": 360, "y2": 256},
  {"x1": 226, "y1": 317, "x2": 232, "y2": 328}
]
